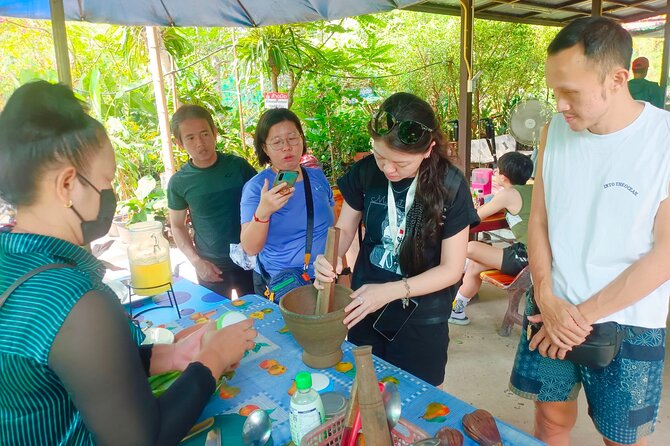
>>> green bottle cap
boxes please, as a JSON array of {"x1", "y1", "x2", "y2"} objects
[{"x1": 295, "y1": 371, "x2": 313, "y2": 390}]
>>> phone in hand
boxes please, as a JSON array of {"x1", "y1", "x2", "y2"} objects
[
  {"x1": 272, "y1": 170, "x2": 299, "y2": 195},
  {"x1": 373, "y1": 298, "x2": 419, "y2": 341}
]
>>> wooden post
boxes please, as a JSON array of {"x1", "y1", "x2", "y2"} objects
[
  {"x1": 232, "y1": 29, "x2": 248, "y2": 156},
  {"x1": 49, "y1": 0, "x2": 72, "y2": 86},
  {"x1": 660, "y1": 3, "x2": 670, "y2": 104},
  {"x1": 592, "y1": 0, "x2": 603, "y2": 16},
  {"x1": 146, "y1": 26, "x2": 176, "y2": 178},
  {"x1": 458, "y1": 0, "x2": 474, "y2": 182}
]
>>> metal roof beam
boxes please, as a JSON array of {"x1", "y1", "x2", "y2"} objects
[{"x1": 406, "y1": 4, "x2": 566, "y2": 26}]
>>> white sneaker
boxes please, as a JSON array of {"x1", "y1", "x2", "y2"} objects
[{"x1": 448, "y1": 310, "x2": 470, "y2": 325}]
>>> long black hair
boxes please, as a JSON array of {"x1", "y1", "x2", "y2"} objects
[{"x1": 369, "y1": 92, "x2": 455, "y2": 276}]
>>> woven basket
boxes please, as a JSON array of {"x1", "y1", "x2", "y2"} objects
[{"x1": 301, "y1": 413, "x2": 428, "y2": 446}]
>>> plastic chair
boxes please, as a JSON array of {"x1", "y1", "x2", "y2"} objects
[{"x1": 479, "y1": 266, "x2": 531, "y2": 337}]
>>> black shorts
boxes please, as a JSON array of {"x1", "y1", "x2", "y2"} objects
[
  {"x1": 500, "y1": 242, "x2": 528, "y2": 276},
  {"x1": 348, "y1": 314, "x2": 449, "y2": 386}
]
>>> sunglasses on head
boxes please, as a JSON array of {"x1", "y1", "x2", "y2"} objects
[{"x1": 371, "y1": 110, "x2": 433, "y2": 145}]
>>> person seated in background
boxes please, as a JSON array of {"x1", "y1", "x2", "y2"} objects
[
  {"x1": 0, "y1": 81, "x2": 257, "y2": 445},
  {"x1": 240, "y1": 108, "x2": 334, "y2": 296},
  {"x1": 168, "y1": 105, "x2": 257, "y2": 297},
  {"x1": 628, "y1": 56, "x2": 665, "y2": 109},
  {"x1": 449, "y1": 151, "x2": 534, "y2": 325}
]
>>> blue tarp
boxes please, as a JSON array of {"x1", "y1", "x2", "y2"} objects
[{"x1": 0, "y1": 0, "x2": 422, "y2": 27}]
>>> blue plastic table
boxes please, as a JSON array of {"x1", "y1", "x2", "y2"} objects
[{"x1": 129, "y1": 276, "x2": 544, "y2": 446}]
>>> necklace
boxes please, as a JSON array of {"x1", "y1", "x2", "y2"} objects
[{"x1": 390, "y1": 182, "x2": 412, "y2": 194}]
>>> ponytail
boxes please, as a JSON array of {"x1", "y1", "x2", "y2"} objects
[{"x1": 398, "y1": 130, "x2": 455, "y2": 276}]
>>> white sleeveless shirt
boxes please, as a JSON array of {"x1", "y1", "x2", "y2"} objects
[{"x1": 544, "y1": 103, "x2": 670, "y2": 328}]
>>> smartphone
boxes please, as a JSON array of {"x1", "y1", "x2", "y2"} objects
[
  {"x1": 272, "y1": 170, "x2": 299, "y2": 194},
  {"x1": 373, "y1": 298, "x2": 419, "y2": 341}
]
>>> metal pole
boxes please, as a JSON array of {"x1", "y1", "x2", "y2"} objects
[
  {"x1": 660, "y1": 3, "x2": 670, "y2": 104},
  {"x1": 592, "y1": 0, "x2": 603, "y2": 16},
  {"x1": 458, "y1": 0, "x2": 474, "y2": 181},
  {"x1": 49, "y1": 0, "x2": 72, "y2": 86},
  {"x1": 146, "y1": 26, "x2": 176, "y2": 178}
]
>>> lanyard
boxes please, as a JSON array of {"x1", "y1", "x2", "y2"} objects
[{"x1": 387, "y1": 175, "x2": 418, "y2": 256}]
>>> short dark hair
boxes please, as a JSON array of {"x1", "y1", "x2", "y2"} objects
[
  {"x1": 171, "y1": 104, "x2": 216, "y2": 142},
  {"x1": 547, "y1": 17, "x2": 632, "y2": 78},
  {"x1": 0, "y1": 81, "x2": 108, "y2": 206},
  {"x1": 498, "y1": 152, "x2": 534, "y2": 185},
  {"x1": 253, "y1": 108, "x2": 306, "y2": 166}
]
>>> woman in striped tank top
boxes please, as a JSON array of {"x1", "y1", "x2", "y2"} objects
[{"x1": 0, "y1": 81, "x2": 257, "y2": 445}]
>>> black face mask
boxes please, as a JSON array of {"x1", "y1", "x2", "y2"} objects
[{"x1": 70, "y1": 174, "x2": 117, "y2": 245}]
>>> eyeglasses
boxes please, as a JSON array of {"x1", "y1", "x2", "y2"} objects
[
  {"x1": 371, "y1": 110, "x2": 433, "y2": 145},
  {"x1": 266, "y1": 133, "x2": 302, "y2": 151}
]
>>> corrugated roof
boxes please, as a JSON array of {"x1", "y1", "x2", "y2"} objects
[{"x1": 407, "y1": 0, "x2": 669, "y2": 27}]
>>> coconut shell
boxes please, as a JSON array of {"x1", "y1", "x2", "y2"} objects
[
  {"x1": 435, "y1": 426, "x2": 464, "y2": 446},
  {"x1": 462, "y1": 409, "x2": 503, "y2": 446}
]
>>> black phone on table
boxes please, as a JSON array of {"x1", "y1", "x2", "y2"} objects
[{"x1": 373, "y1": 298, "x2": 419, "y2": 341}]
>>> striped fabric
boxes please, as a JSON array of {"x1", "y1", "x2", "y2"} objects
[{"x1": 0, "y1": 230, "x2": 143, "y2": 445}]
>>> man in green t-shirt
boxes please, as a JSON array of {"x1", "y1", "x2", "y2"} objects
[
  {"x1": 628, "y1": 56, "x2": 665, "y2": 109},
  {"x1": 167, "y1": 105, "x2": 257, "y2": 297}
]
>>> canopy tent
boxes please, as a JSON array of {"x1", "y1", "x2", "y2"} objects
[
  {"x1": 0, "y1": 0, "x2": 422, "y2": 26},
  {"x1": 2, "y1": 0, "x2": 669, "y2": 179}
]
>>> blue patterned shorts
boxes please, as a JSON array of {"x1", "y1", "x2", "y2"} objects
[{"x1": 509, "y1": 293, "x2": 666, "y2": 444}]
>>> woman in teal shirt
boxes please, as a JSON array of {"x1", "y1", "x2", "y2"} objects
[{"x1": 0, "y1": 81, "x2": 257, "y2": 445}]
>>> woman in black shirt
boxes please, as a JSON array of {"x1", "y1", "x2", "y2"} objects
[{"x1": 314, "y1": 92, "x2": 479, "y2": 385}]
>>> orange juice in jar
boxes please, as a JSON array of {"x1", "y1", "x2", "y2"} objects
[{"x1": 127, "y1": 221, "x2": 172, "y2": 296}]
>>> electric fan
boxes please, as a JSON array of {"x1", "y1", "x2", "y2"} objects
[{"x1": 508, "y1": 99, "x2": 554, "y2": 146}]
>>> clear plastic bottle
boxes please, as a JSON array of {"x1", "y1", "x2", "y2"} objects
[{"x1": 289, "y1": 372, "x2": 325, "y2": 445}]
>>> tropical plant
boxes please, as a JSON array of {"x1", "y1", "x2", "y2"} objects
[{"x1": 117, "y1": 175, "x2": 168, "y2": 224}]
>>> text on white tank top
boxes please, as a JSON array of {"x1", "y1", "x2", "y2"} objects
[{"x1": 543, "y1": 103, "x2": 670, "y2": 328}]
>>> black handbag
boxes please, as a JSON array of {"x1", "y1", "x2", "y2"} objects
[{"x1": 564, "y1": 322, "x2": 625, "y2": 369}]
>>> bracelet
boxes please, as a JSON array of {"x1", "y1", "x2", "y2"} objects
[
  {"x1": 401, "y1": 277, "x2": 411, "y2": 308},
  {"x1": 253, "y1": 213, "x2": 270, "y2": 223}
]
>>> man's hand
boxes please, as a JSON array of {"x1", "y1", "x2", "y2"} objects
[
  {"x1": 532, "y1": 288, "x2": 591, "y2": 350},
  {"x1": 528, "y1": 323, "x2": 571, "y2": 360},
  {"x1": 194, "y1": 258, "x2": 223, "y2": 282}
]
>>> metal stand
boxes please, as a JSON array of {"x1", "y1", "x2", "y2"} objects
[{"x1": 125, "y1": 280, "x2": 181, "y2": 320}]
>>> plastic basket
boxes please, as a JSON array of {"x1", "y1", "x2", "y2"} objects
[{"x1": 301, "y1": 413, "x2": 429, "y2": 446}]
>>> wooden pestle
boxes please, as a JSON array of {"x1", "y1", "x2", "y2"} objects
[
  {"x1": 352, "y1": 346, "x2": 392, "y2": 446},
  {"x1": 315, "y1": 227, "x2": 340, "y2": 315}
]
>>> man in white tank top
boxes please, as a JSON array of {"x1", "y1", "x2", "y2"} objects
[{"x1": 509, "y1": 17, "x2": 670, "y2": 446}]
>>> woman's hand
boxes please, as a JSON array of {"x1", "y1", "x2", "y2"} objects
[
  {"x1": 255, "y1": 179, "x2": 294, "y2": 220},
  {"x1": 169, "y1": 322, "x2": 211, "y2": 371},
  {"x1": 342, "y1": 282, "x2": 400, "y2": 329},
  {"x1": 313, "y1": 254, "x2": 343, "y2": 289},
  {"x1": 195, "y1": 319, "x2": 257, "y2": 378}
]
